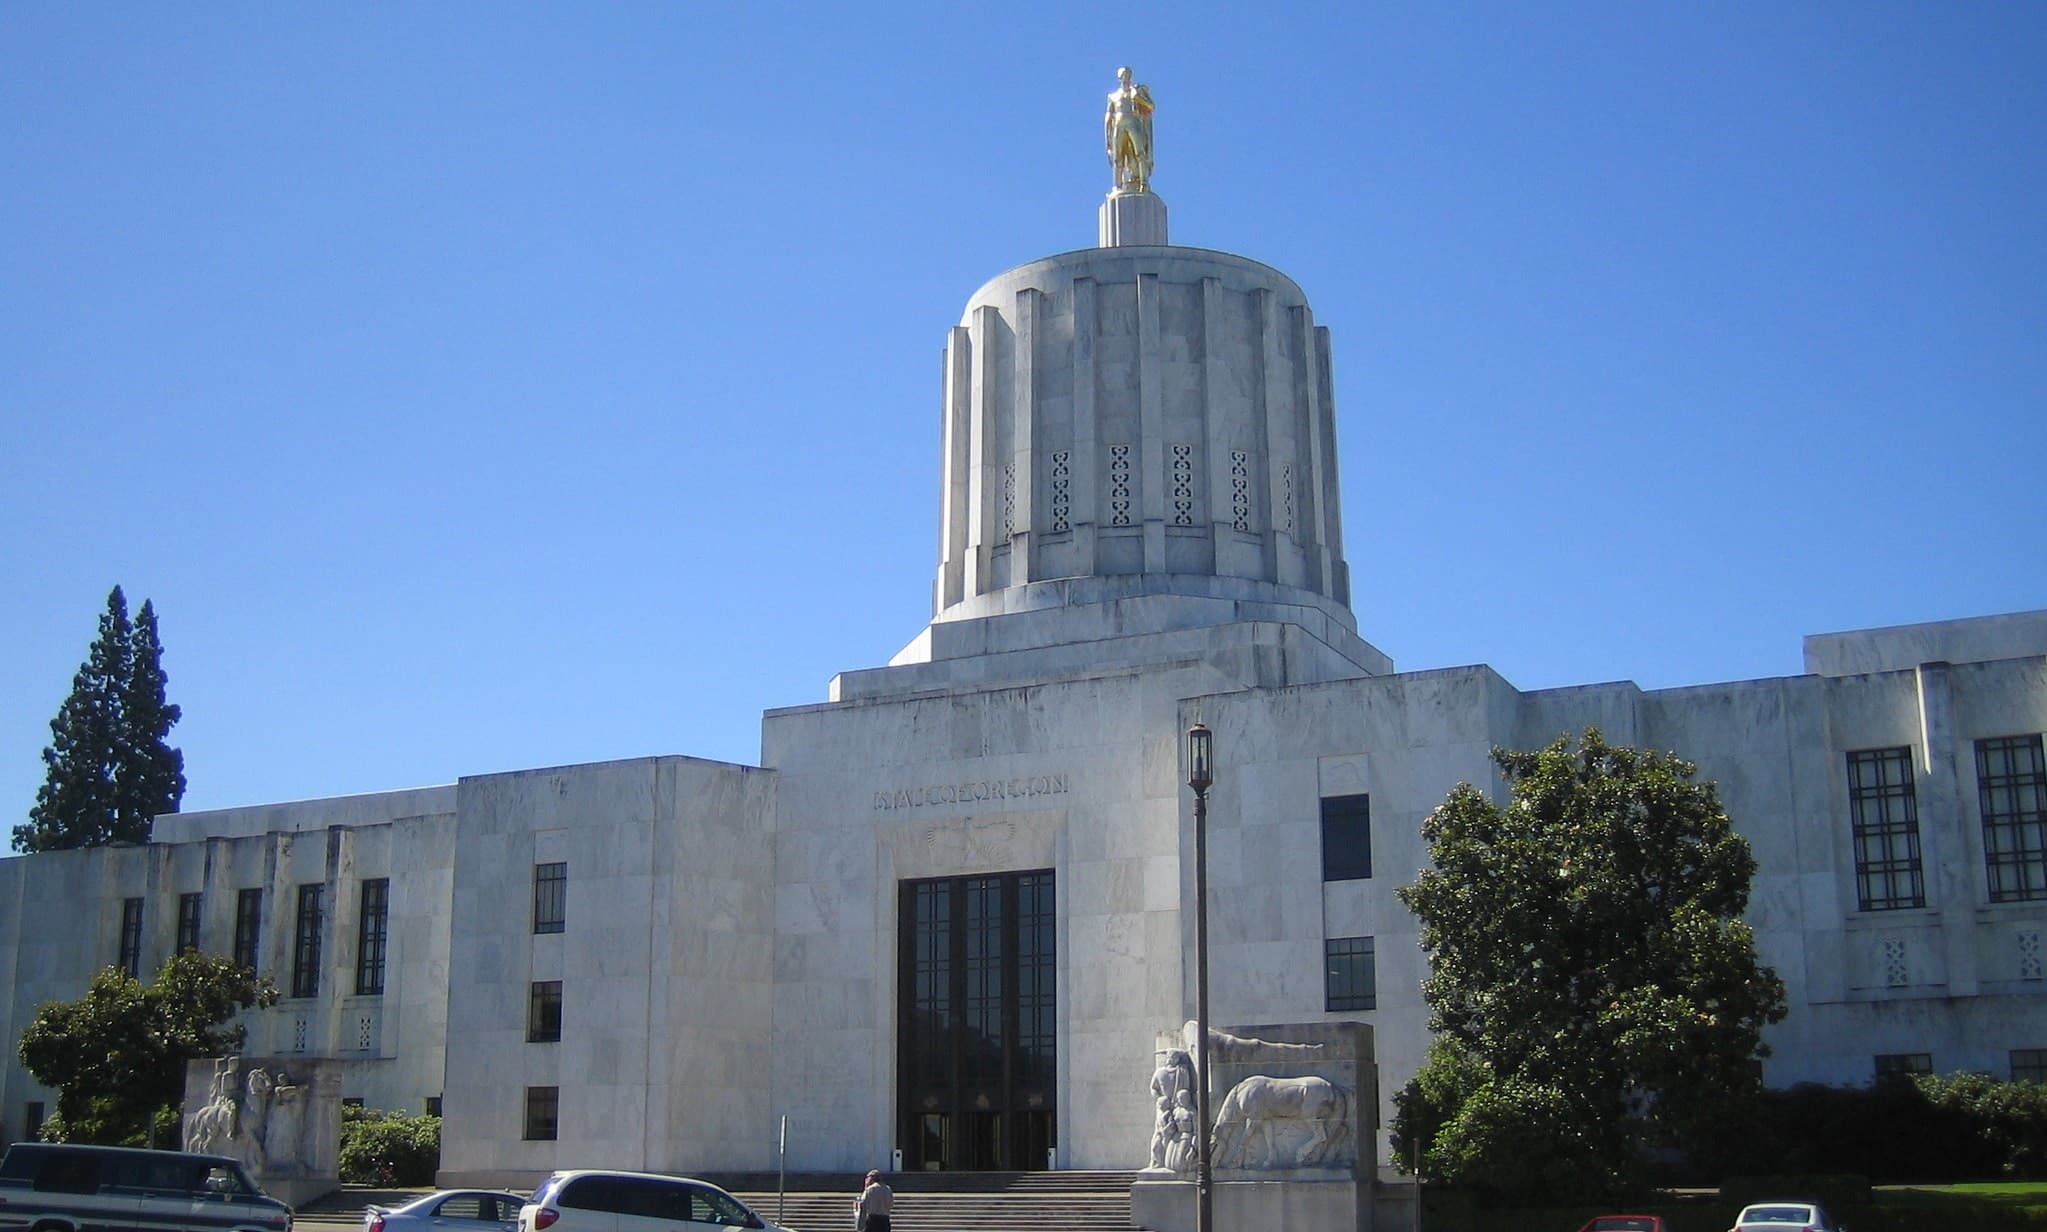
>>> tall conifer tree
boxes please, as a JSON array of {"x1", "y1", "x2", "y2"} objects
[
  {"x1": 13, "y1": 587, "x2": 186, "y2": 853},
  {"x1": 115, "y1": 599, "x2": 186, "y2": 840}
]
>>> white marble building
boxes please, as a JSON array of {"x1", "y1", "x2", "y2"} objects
[{"x1": 2, "y1": 159, "x2": 2043, "y2": 1186}]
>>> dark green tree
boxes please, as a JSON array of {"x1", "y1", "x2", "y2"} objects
[
  {"x1": 1392, "y1": 728, "x2": 1787, "y2": 1202},
  {"x1": 14, "y1": 587, "x2": 185, "y2": 852},
  {"x1": 115, "y1": 599, "x2": 186, "y2": 834},
  {"x1": 18, "y1": 950, "x2": 278, "y2": 1145}
]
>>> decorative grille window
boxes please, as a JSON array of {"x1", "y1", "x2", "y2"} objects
[
  {"x1": 1230, "y1": 449, "x2": 1251, "y2": 532},
  {"x1": 1049, "y1": 451, "x2": 1070, "y2": 532},
  {"x1": 1108, "y1": 444, "x2": 1132, "y2": 526},
  {"x1": 1281, "y1": 464, "x2": 1296, "y2": 534},
  {"x1": 1002, "y1": 463, "x2": 1016, "y2": 538},
  {"x1": 1170, "y1": 443, "x2": 1194, "y2": 526}
]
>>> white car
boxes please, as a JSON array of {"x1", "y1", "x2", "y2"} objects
[
  {"x1": 365, "y1": 1190, "x2": 527, "y2": 1232},
  {"x1": 518, "y1": 1171, "x2": 791, "y2": 1232},
  {"x1": 1729, "y1": 1201, "x2": 1843, "y2": 1232}
]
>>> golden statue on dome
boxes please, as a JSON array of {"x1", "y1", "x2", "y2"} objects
[{"x1": 1104, "y1": 66, "x2": 1156, "y2": 195}]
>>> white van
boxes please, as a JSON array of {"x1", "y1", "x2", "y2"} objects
[
  {"x1": 518, "y1": 1171, "x2": 789, "y2": 1232},
  {"x1": 0, "y1": 1142, "x2": 292, "y2": 1232}
]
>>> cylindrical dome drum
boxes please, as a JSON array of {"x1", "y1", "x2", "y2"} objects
[{"x1": 931, "y1": 244, "x2": 1355, "y2": 636}]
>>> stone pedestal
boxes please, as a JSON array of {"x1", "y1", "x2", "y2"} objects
[
  {"x1": 1133, "y1": 1021, "x2": 1377, "y2": 1232},
  {"x1": 1098, "y1": 190, "x2": 1168, "y2": 246},
  {"x1": 182, "y1": 1055, "x2": 342, "y2": 1207}
]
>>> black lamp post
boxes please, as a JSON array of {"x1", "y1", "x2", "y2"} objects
[{"x1": 1186, "y1": 722, "x2": 1214, "y2": 1232}]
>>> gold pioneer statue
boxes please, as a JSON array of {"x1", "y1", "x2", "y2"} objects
[{"x1": 1104, "y1": 66, "x2": 1155, "y2": 194}]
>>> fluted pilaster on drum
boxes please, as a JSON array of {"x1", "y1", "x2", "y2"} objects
[{"x1": 925, "y1": 245, "x2": 1360, "y2": 643}]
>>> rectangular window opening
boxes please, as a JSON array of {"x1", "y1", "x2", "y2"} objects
[
  {"x1": 1849, "y1": 748, "x2": 1926, "y2": 911},
  {"x1": 355, "y1": 878, "x2": 389, "y2": 996},
  {"x1": 233, "y1": 888, "x2": 263, "y2": 972},
  {"x1": 118, "y1": 897, "x2": 145, "y2": 978},
  {"x1": 528, "y1": 980, "x2": 563, "y2": 1043},
  {"x1": 1874, "y1": 1052, "x2": 1932, "y2": 1080},
  {"x1": 2011, "y1": 1049, "x2": 2047, "y2": 1083},
  {"x1": 1325, "y1": 935, "x2": 1376, "y2": 1011},
  {"x1": 1320, "y1": 793, "x2": 1372, "y2": 882},
  {"x1": 533, "y1": 862, "x2": 567, "y2": 934},
  {"x1": 1977, "y1": 735, "x2": 2047, "y2": 904},
  {"x1": 176, "y1": 893, "x2": 203, "y2": 954},
  {"x1": 523, "y1": 1086, "x2": 559, "y2": 1140},
  {"x1": 292, "y1": 884, "x2": 324, "y2": 999}
]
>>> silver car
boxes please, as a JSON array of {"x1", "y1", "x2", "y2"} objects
[
  {"x1": 366, "y1": 1190, "x2": 527, "y2": 1232},
  {"x1": 1729, "y1": 1202, "x2": 1843, "y2": 1232},
  {"x1": 519, "y1": 1171, "x2": 790, "y2": 1232}
]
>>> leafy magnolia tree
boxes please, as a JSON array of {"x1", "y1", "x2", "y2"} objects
[
  {"x1": 18, "y1": 951, "x2": 276, "y2": 1145},
  {"x1": 14, "y1": 586, "x2": 186, "y2": 852},
  {"x1": 1392, "y1": 728, "x2": 1787, "y2": 1202}
]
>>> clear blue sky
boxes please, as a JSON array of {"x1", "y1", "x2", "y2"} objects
[{"x1": 4, "y1": 4, "x2": 2043, "y2": 822}]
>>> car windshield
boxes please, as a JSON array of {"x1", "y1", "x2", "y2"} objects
[
  {"x1": 1594, "y1": 1220, "x2": 1657, "y2": 1231},
  {"x1": 1743, "y1": 1207, "x2": 1815, "y2": 1223}
]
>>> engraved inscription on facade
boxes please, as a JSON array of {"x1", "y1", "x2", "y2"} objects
[{"x1": 874, "y1": 773, "x2": 1072, "y2": 811}]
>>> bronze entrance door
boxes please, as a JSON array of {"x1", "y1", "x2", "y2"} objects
[{"x1": 898, "y1": 871, "x2": 1055, "y2": 1170}]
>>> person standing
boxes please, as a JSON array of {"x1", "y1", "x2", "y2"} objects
[{"x1": 854, "y1": 1170, "x2": 893, "y2": 1232}]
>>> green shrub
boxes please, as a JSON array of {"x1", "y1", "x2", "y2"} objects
[{"x1": 337, "y1": 1106, "x2": 440, "y2": 1186}]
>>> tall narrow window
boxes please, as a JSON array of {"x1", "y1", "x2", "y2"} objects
[
  {"x1": 233, "y1": 888, "x2": 263, "y2": 972},
  {"x1": 1320, "y1": 794, "x2": 1372, "y2": 882},
  {"x1": 118, "y1": 897, "x2": 144, "y2": 978},
  {"x1": 528, "y1": 981, "x2": 563, "y2": 1042},
  {"x1": 292, "y1": 884, "x2": 324, "y2": 998},
  {"x1": 1849, "y1": 748, "x2": 1926, "y2": 910},
  {"x1": 23, "y1": 1101, "x2": 44, "y2": 1142},
  {"x1": 355, "y1": 878, "x2": 390, "y2": 996},
  {"x1": 1977, "y1": 735, "x2": 2047, "y2": 903},
  {"x1": 1325, "y1": 936, "x2": 1376, "y2": 1011},
  {"x1": 523, "y1": 1086, "x2": 559, "y2": 1140},
  {"x1": 176, "y1": 893, "x2": 203, "y2": 953},
  {"x1": 533, "y1": 862, "x2": 567, "y2": 934}
]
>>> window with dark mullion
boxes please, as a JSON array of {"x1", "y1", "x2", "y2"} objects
[
  {"x1": 355, "y1": 878, "x2": 389, "y2": 996},
  {"x1": 118, "y1": 897, "x2": 145, "y2": 978},
  {"x1": 291, "y1": 884, "x2": 324, "y2": 998},
  {"x1": 1849, "y1": 748, "x2": 1926, "y2": 910},
  {"x1": 1977, "y1": 735, "x2": 2047, "y2": 903},
  {"x1": 523, "y1": 1086, "x2": 559, "y2": 1140},
  {"x1": 528, "y1": 980, "x2": 563, "y2": 1042},
  {"x1": 1325, "y1": 936, "x2": 1376, "y2": 1011},
  {"x1": 233, "y1": 888, "x2": 263, "y2": 972},
  {"x1": 176, "y1": 893, "x2": 203, "y2": 953},
  {"x1": 533, "y1": 863, "x2": 566, "y2": 934}
]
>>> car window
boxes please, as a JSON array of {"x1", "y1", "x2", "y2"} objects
[
  {"x1": 483, "y1": 1196, "x2": 520, "y2": 1222},
  {"x1": 558, "y1": 1177, "x2": 617, "y2": 1212},
  {"x1": 33, "y1": 1154, "x2": 100, "y2": 1195},
  {"x1": 438, "y1": 1197, "x2": 488, "y2": 1220},
  {"x1": 532, "y1": 1177, "x2": 564, "y2": 1208},
  {"x1": 1594, "y1": 1220, "x2": 1657, "y2": 1231},
  {"x1": 1744, "y1": 1207, "x2": 1814, "y2": 1223},
  {"x1": 685, "y1": 1187, "x2": 753, "y2": 1228}
]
